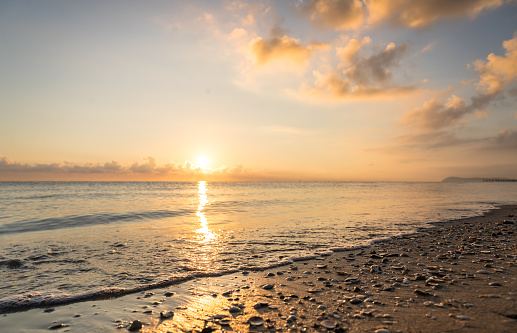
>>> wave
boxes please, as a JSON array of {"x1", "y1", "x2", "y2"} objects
[
  {"x1": 0, "y1": 245, "x2": 374, "y2": 314},
  {"x1": 0, "y1": 209, "x2": 194, "y2": 235}
]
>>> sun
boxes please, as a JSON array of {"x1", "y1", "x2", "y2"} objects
[{"x1": 196, "y1": 156, "x2": 210, "y2": 170}]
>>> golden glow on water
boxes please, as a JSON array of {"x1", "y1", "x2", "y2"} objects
[{"x1": 195, "y1": 181, "x2": 216, "y2": 243}]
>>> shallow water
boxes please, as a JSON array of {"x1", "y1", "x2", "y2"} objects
[{"x1": 1, "y1": 181, "x2": 516, "y2": 311}]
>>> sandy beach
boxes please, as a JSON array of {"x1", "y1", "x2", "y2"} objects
[{"x1": 2, "y1": 205, "x2": 517, "y2": 332}]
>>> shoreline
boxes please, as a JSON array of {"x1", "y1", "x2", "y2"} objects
[{"x1": 1, "y1": 205, "x2": 517, "y2": 332}]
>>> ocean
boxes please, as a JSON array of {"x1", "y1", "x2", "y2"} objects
[{"x1": 1, "y1": 181, "x2": 516, "y2": 312}]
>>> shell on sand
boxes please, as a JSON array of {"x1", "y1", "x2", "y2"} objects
[
  {"x1": 321, "y1": 320, "x2": 337, "y2": 329},
  {"x1": 248, "y1": 316, "x2": 265, "y2": 326},
  {"x1": 219, "y1": 319, "x2": 232, "y2": 325}
]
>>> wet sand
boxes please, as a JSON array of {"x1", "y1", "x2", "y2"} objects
[{"x1": 1, "y1": 205, "x2": 517, "y2": 332}]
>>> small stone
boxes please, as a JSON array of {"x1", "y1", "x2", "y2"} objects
[
  {"x1": 287, "y1": 315, "x2": 297, "y2": 322},
  {"x1": 5, "y1": 259, "x2": 24, "y2": 269},
  {"x1": 228, "y1": 306, "x2": 241, "y2": 313},
  {"x1": 489, "y1": 282, "x2": 501, "y2": 287},
  {"x1": 370, "y1": 265, "x2": 382, "y2": 273},
  {"x1": 414, "y1": 289, "x2": 432, "y2": 296},
  {"x1": 128, "y1": 320, "x2": 143, "y2": 331},
  {"x1": 44, "y1": 308, "x2": 55, "y2": 313},
  {"x1": 455, "y1": 315, "x2": 470, "y2": 320},
  {"x1": 160, "y1": 311, "x2": 174, "y2": 319},
  {"x1": 263, "y1": 284, "x2": 275, "y2": 290},
  {"x1": 48, "y1": 323, "x2": 68, "y2": 330},
  {"x1": 375, "y1": 329, "x2": 391, "y2": 333},
  {"x1": 479, "y1": 294, "x2": 501, "y2": 298}
]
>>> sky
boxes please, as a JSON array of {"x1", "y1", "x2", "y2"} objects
[{"x1": 1, "y1": 0, "x2": 517, "y2": 182}]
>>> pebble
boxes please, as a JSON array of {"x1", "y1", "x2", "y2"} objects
[
  {"x1": 128, "y1": 320, "x2": 143, "y2": 331},
  {"x1": 228, "y1": 306, "x2": 241, "y2": 313},
  {"x1": 374, "y1": 329, "x2": 391, "y2": 333},
  {"x1": 160, "y1": 310, "x2": 174, "y2": 319},
  {"x1": 263, "y1": 284, "x2": 275, "y2": 290},
  {"x1": 48, "y1": 324, "x2": 69, "y2": 330}
]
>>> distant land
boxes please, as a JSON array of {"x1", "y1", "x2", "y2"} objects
[{"x1": 442, "y1": 177, "x2": 517, "y2": 183}]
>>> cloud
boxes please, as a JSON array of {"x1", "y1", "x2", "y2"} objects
[
  {"x1": 0, "y1": 157, "x2": 142, "y2": 174},
  {"x1": 365, "y1": 0, "x2": 507, "y2": 28},
  {"x1": 394, "y1": 131, "x2": 480, "y2": 150},
  {"x1": 300, "y1": 0, "x2": 366, "y2": 30},
  {"x1": 298, "y1": 0, "x2": 509, "y2": 30},
  {"x1": 492, "y1": 129, "x2": 517, "y2": 149},
  {"x1": 401, "y1": 33, "x2": 517, "y2": 132},
  {"x1": 400, "y1": 95, "x2": 468, "y2": 131},
  {"x1": 473, "y1": 32, "x2": 517, "y2": 95},
  {"x1": 249, "y1": 35, "x2": 328, "y2": 66},
  {"x1": 0, "y1": 156, "x2": 291, "y2": 181},
  {"x1": 305, "y1": 38, "x2": 416, "y2": 98}
]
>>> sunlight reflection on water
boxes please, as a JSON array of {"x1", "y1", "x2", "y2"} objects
[{"x1": 195, "y1": 181, "x2": 217, "y2": 243}]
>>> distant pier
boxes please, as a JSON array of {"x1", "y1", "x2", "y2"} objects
[{"x1": 483, "y1": 179, "x2": 517, "y2": 182}]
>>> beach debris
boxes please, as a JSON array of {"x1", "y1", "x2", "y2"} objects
[
  {"x1": 248, "y1": 316, "x2": 264, "y2": 326},
  {"x1": 320, "y1": 319, "x2": 337, "y2": 329},
  {"x1": 128, "y1": 320, "x2": 143, "y2": 331},
  {"x1": 160, "y1": 310, "x2": 174, "y2": 319}
]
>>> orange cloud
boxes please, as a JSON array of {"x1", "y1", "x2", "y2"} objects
[
  {"x1": 298, "y1": 0, "x2": 508, "y2": 30},
  {"x1": 300, "y1": 0, "x2": 366, "y2": 30},
  {"x1": 249, "y1": 35, "x2": 328, "y2": 66},
  {"x1": 473, "y1": 33, "x2": 517, "y2": 94},
  {"x1": 365, "y1": 0, "x2": 506, "y2": 28},
  {"x1": 400, "y1": 95, "x2": 468, "y2": 131}
]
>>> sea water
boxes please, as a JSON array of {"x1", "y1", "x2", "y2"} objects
[{"x1": 1, "y1": 181, "x2": 516, "y2": 312}]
